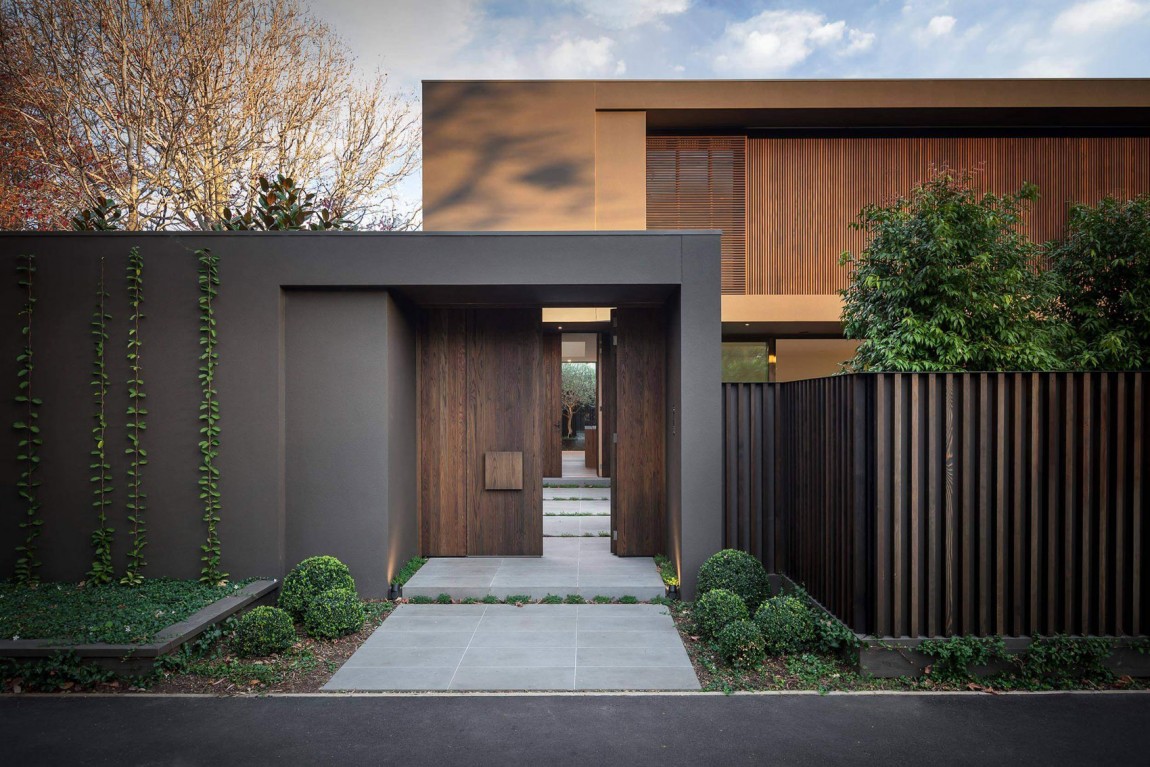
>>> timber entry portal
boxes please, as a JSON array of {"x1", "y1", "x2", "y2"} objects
[{"x1": 419, "y1": 306, "x2": 666, "y2": 558}]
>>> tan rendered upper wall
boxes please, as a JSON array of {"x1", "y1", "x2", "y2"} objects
[
  {"x1": 423, "y1": 79, "x2": 1150, "y2": 233},
  {"x1": 423, "y1": 82, "x2": 598, "y2": 231},
  {"x1": 595, "y1": 111, "x2": 647, "y2": 230}
]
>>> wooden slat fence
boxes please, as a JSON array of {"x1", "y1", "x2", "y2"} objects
[{"x1": 723, "y1": 373, "x2": 1149, "y2": 638}]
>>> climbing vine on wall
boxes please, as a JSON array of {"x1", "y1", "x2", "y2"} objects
[
  {"x1": 197, "y1": 248, "x2": 226, "y2": 584},
  {"x1": 13, "y1": 254, "x2": 43, "y2": 585},
  {"x1": 121, "y1": 247, "x2": 147, "y2": 586},
  {"x1": 87, "y1": 256, "x2": 115, "y2": 585}
]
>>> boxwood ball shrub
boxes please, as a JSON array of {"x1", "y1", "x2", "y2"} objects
[
  {"x1": 754, "y1": 595, "x2": 816, "y2": 655},
  {"x1": 279, "y1": 556, "x2": 356, "y2": 618},
  {"x1": 693, "y1": 588, "x2": 748, "y2": 638},
  {"x1": 231, "y1": 606, "x2": 297, "y2": 657},
  {"x1": 717, "y1": 619, "x2": 766, "y2": 669},
  {"x1": 697, "y1": 549, "x2": 771, "y2": 609},
  {"x1": 303, "y1": 588, "x2": 366, "y2": 639}
]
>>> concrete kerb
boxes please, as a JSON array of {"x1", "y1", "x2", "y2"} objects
[{"x1": 0, "y1": 579, "x2": 279, "y2": 675}]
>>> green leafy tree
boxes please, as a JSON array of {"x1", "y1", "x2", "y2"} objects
[
  {"x1": 560, "y1": 363, "x2": 596, "y2": 438},
  {"x1": 218, "y1": 174, "x2": 354, "y2": 231},
  {"x1": 840, "y1": 171, "x2": 1065, "y2": 372},
  {"x1": 1048, "y1": 195, "x2": 1150, "y2": 370}
]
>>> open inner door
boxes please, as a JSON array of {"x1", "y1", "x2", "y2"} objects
[{"x1": 610, "y1": 307, "x2": 666, "y2": 557}]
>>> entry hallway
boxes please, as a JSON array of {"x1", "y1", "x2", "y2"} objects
[{"x1": 323, "y1": 603, "x2": 699, "y2": 691}]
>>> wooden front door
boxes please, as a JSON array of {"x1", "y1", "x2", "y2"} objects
[
  {"x1": 611, "y1": 307, "x2": 666, "y2": 556},
  {"x1": 419, "y1": 308, "x2": 544, "y2": 557},
  {"x1": 542, "y1": 333, "x2": 563, "y2": 478}
]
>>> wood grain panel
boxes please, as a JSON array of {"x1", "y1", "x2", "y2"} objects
[
  {"x1": 542, "y1": 333, "x2": 563, "y2": 478},
  {"x1": 467, "y1": 309, "x2": 543, "y2": 556},
  {"x1": 614, "y1": 307, "x2": 666, "y2": 556},
  {"x1": 746, "y1": 137, "x2": 1150, "y2": 295},
  {"x1": 485, "y1": 452, "x2": 523, "y2": 490},
  {"x1": 646, "y1": 136, "x2": 746, "y2": 294},
  {"x1": 419, "y1": 309, "x2": 468, "y2": 556}
]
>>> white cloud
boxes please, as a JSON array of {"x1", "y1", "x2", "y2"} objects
[
  {"x1": 540, "y1": 35, "x2": 626, "y2": 77},
  {"x1": 843, "y1": 29, "x2": 877, "y2": 55},
  {"x1": 1052, "y1": 0, "x2": 1149, "y2": 34},
  {"x1": 924, "y1": 15, "x2": 957, "y2": 37},
  {"x1": 711, "y1": 10, "x2": 867, "y2": 74},
  {"x1": 567, "y1": 0, "x2": 691, "y2": 29}
]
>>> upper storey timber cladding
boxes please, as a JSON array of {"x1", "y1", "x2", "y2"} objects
[
  {"x1": 422, "y1": 79, "x2": 1150, "y2": 296},
  {"x1": 647, "y1": 134, "x2": 1150, "y2": 295}
]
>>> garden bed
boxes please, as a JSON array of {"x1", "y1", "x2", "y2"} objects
[{"x1": 0, "y1": 579, "x2": 277, "y2": 675}]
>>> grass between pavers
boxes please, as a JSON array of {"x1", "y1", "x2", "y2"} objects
[
  {"x1": 666, "y1": 601, "x2": 1150, "y2": 694},
  {"x1": 0, "y1": 578, "x2": 255, "y2": 644},
  {"x1": 392, "y1": 557, "x2": 427, "y2": 587},
  {"x1": 543, "y1": 512, "x2": 610, "y2": 516}
]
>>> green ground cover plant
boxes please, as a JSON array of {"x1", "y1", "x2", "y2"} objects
[
  {"x1": 0, "y1": 578, "x2": 252, "y2": 644},
  {"x1": 392, "y1": 556, "x2": 426, "y2": 586},
  {"x1": 653, "y1": 554, "x2": 679, "y2": 587}
]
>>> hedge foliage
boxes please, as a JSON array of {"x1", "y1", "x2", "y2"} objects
[
  {"x1": 696, "y1": 549, "x2": 771, "y2": 609},
  {"x1": 279, "y1": 556, "x2": 355, "y2": 618},
  {"x1": 754, "y1": 595, "x2": 816, "y2": 655},
  {"x1": 716, "y1": 618, "x2": 766, "y2": 669},
  {"x1": 303, "y1": 588, "x2": 366, "y2": 639},
  {"x1": 694, "y1": 588, "x2": 748, "y2": 639},
  {"x1": 231, "y1": 606, "x2": 296, "y2": 657}
]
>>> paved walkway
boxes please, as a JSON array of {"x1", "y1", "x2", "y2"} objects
[
  {"x1": 7, "y1": 694, "x2": 1148, "y2": 766},
  {"x1": 323, "y1": 603, "x2": 699, "y2": 692},
  {"x1": 403, "y1": 538, "x2": 665, "y2": 600},
  {"x1": 543, "y1": 516, "x2": 610, "y2": 537}
]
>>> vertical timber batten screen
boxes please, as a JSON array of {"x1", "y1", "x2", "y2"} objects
[
  {"x1": 745, "y1": 136, "x2": 1150, "y2": 295},
  {"x1": 647, "y1": 136, "x2": 746, "y2": 294},
  {"x1": 723, "y1": 373, "x2": 1149, "y2": 638}
]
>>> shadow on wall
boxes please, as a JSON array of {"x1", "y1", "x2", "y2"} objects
[{"x1": 422, "y1": 82, "x2": 596, "y2": 229}]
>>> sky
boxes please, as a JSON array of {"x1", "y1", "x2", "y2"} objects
[{"x1": 312, "y1": 0, "x2": 1150, "y2": 216}]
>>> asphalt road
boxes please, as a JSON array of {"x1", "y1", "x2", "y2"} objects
[{"x1": 3, "y1": 692, "x2": 1147, "y2": 766}]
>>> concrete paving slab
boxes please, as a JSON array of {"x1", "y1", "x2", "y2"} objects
[
  {"x1": 323, "y1": 604, "x2": 697, "y2": 692},
  {"x1": 403, "y1": 537, "x2": 664, "y2": 600},
  {"x1": 450, "y1": 667, "x2": 576, "y2": 691}
]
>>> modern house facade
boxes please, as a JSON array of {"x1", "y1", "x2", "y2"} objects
[
  {"x1": 422, "y1": 78, "x2": 1150, "y2": 380},
  {"x1": 0, "y1": 231, "x2": 722, "y2": 597}
]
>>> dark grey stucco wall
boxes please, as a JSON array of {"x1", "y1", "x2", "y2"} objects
[
  {"x1": 0, "y1": 232, "x2": 720, "y2": 597},
  {"x1": 284, "y1": 291, "x2": 416, "y2": 597},
  {"x1": 677, "y1": 235, "x2": 724, "y2": 598}
]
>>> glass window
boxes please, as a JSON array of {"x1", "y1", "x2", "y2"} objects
[{"x1": 722, "y1": 341, "x2": 769, "y2": 383}]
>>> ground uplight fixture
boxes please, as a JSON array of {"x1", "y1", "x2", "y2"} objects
[
  {"x1": 387, "y1": 582, "x2": 402, "y2": 600},
  {"x1": 665, "y1": 582, "x2": 681, "y2": 601}
]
